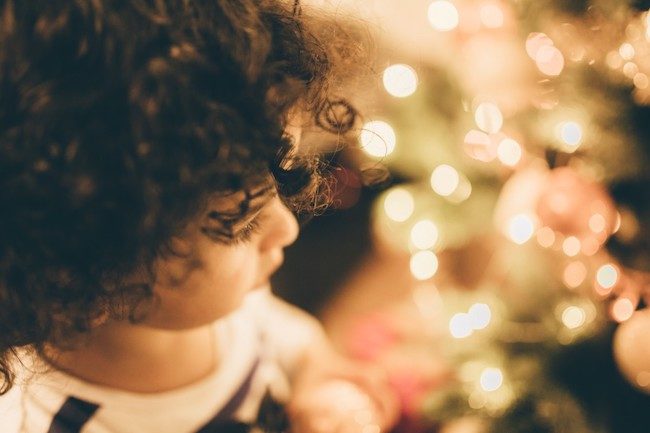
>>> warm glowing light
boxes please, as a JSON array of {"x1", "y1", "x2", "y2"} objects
[
  {"x1": 589, "y1": 214, "x2": 607, "y2": 233},
  {"x1": 606, "y1": 51, "x2": 624, "y2": 69},
  {"x1": 558, "y1": 121, "x2": 583, "y2": 150},
  {"x1": 634, "y1": 73, "x2": 649, "y2": 89},
  {"x1": 563, "y1": 261, "x2": 587, "y2": 289},
  {"x1": 525, "y1": 33, "x2": 553, "y2": 60},
  {"x1": 383, "y1": 64, "x2": 418, "y2": 98},
  {"x1": 619, "y1": 43, "x2": 636, "y2": 60},
  {"x1": 411, "y1": 220, "x2": 440, "y2": 250},
  {"x1": 480, "y1": 368, "x2": 503, "y2": 392},
  {"x1": 562, "y1": 236, "x2": 581, "y2": 257},
  {"x1": 507, "y1": 214, "x2": 536, "y2": 245},
  {"x1": 611, "y1": 298, "x2": 635, "y2": 323},
  {"x1": 360, "y1": 121, "x2": 396, "y2": 158},
  {"x1": 536, "y1": 227, "x2": 556, "y2": 248},
  {"x1": 463, "y1": 130, "x2": 496, "y2": 162},
  {"x1": 535, "y1": 45, "x2": 565, "y2": 76},
  {"x1": 562, "y1": 306, "x2": 586, "y2": 329},
  {"x1": 431, "y1": 165, "x2": 460, "y2": 197},
  {"x1": 497, "y1": 138, "x2": 522, "y2": 166},
  {"x1": 449, "y1": 313, "x2": 473, "y2": 338},
  {"x1": 596, "y1": 264, "x2": 619, "y2": 289},
  {"x1": 474, "y1": 102, "x2": 503, "y2": 134},
  {"x1": 480, "y1": 4, "x2": 504, "y2": 28},
  {"x1": 427, "y1": 1, "x2": 460, "y2": 32},
  {"x1": 410, "y1": 250, "x2": 439, "y2": 280},
  {"x1": 623, "y1": 62, "x2": 639, "y2": 78},
  {"x1": 468, "y1": 303, "x2": 491, "y2": 330},
  {"x1": 384, "y1": 188, "x2": 414, "y2": 222}
]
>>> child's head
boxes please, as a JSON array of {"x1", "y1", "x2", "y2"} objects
[{"x1": 0, "y1": 0, "x2": 359, "y2": 392}]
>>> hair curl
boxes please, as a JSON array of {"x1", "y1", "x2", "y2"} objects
[{"x1": 0, "y1": 0, "x2": 360, "y2": 393}]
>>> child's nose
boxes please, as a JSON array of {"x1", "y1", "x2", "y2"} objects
[{"x1": 259, "y1": 196, "x2": 299, "y2": 251}]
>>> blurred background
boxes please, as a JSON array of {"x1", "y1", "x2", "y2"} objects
[{"x1": 273, "y1": 1, "x2": 650, "y2": 432}]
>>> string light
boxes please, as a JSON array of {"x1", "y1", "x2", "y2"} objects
[
  {"x1": 506, "y1": 214, "x2": 536, "y2": 245},
  {"x1": 410, "y1": 219, "x2": 440, "y2": 250},
  {"x1": 563, "y1": 261, "x2": 588, "y2": 289},
  {"x1": 431, "y1": 165, "x2": 460, "y2": 197},
  {"x1": 464, "y1": 129, "x2": 496, "y2": 162},
  {"x1": 410, "y1": 250, "x2": 439, "y2": 280},
  {"x1": 536, "y1": 227, "x2": 556, "y2": 248},
  {"x1": 558, "y1": 121, "x2": 583, "y2": 151},
  {"x1": 449, "y1": 313, "x2": 473, "y2": 338},
  {"x1": 525, "y1": 33, "x2": 553, "y2": 59},
  {"x1": 595, "y1": 263, "x2": 619, "y2": 292},
  {"x1": 611, "y1": 297, "x2": 635, "y2": 322},
  {"x1": 360, "y1": 121, "x2": 396, "y2": 158},
  {"x1": 496, "y1": 138, "x2": 523, "y2": 166},
  {"x1": 479, "y1": 368, "x2": 503, "y2": 392},
  {"x1": 634, "y1": 73, "x2": 649, "y2": 89},
  {"x1": 536, "y1": 45, "x2": 565, "y2": 76},
  {"x1": 468, "y1": 303, "x2": 492, "y2": 329},
  {"x1": 427, "y1": 1, "x2": 459, "y2": 32},
  {"x1": 479, "y1": 3, "x2": 504, "y2": 28},
  {"x1": 562, "y1": 306, "x2": 586, "y2": 329},
  {"x1": 619, "y1": 42, "x2": 636, "y2": 60},
  {"x1": 562, "y1": 236, "x2": 581, "y2": 257},
  {"x1": 588, "y1": 213, "x2": 607, "y2": 233},
  {"x1": 384, "y1": 188, "x2": 414, "y2": 222},
  {"x1": 383, "y1": 64, "x2": 418, "y2": 98},
  {"x1": 474, "y1": 102, "x2": 503, "y2": 134}
]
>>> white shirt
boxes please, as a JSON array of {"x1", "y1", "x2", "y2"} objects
[{"x1": 0, "y1": 289, "x2": 322, "y2": 433}]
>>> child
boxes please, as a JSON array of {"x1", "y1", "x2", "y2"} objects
[{"x1": 0, "y1": 1, "x2": 398, "y2": 432}]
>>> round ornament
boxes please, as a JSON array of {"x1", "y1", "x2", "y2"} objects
[{"x1": 613, "y1": 308, "x2": 650, "y2": 393}]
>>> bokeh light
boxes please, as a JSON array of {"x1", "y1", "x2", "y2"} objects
[
  {"x1": 384, "y1": 188, "x2": 415, "y2": 222},
  {"x1": 411, "y1": 219, "x2": 440, "y2": 250},
  {"x1": 431, "y1": 165, "x2": 460, "y2": 197},
  {"x1": 497, "y1": 138, "x2": 523, "y2": 166},
  {"x1": 410, "y1": 250, "x2": 439, "y2": 280},
  {"x1": 474, "y1": 102, "x2": 503, "y2": 134},
  {"x1": 589, "y1": 213, "x2": 607, "y2": 233},
  {"x1": 562, "y1": 306, "x2": 586, "y2": 329},
  {"x1": 535, "y1": 45, "x2": 565, "y2": 76},
  {"x1": 596, "y1": 264, "x2": 619, "y2": 290},
  {"x1": 563, "y1": 261, "x2": 587, "y2": 289},
  {"x1": 468, "y1": 303, "x2": 492, "y2": 330},
  {"x1": 507, "y1": 214, "x2": 536, "y2": 245},
  {"x1": 562, "y1": 236, "x2": 581, "y2": 257},
  {"x1": 536, "y1": 227, "x2": 556, "y2": 248},
  {"x1": 480, "y1": 368, "x2": 504, "y2": 392},
  {"x1": 480, "y1": 3, "x2": 504, "y2": 28},
  {"x1": 383, "y1": 64, "x2": 418, "y2": 98},
  {"x1": 525, "y1": 32, "x2": 553, "y2": 59},
  {"x1": 427, "y1": 0, "x2": 460, "y2": 32},
  {"x1": 611, "y1": 297, "x2": 635, "y2": 323},
  {"x1": 619, "y1": 42, "x2": 635, "y2": 60},
  {"x1": 360, "y1": 121, "x2": 396, "y2": 158},
  {"x1": 449, "y1": 313, "x2": 473, "y2": 338},
  {"x1": 558, "y1": 121, "x2": 583, "y2": 150}
]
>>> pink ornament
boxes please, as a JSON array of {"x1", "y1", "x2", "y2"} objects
[
  {"x1": 613, "y1": 308, "x2": 650, "y2": 393},
  {"x1": 536, "y1": 167, "x2": 617, "y2": 253}
]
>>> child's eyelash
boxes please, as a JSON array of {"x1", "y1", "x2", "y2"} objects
[
  {"x1": 201, "y1": 217, "x2": 262, "y2": 246},
  {"x1": 230, "y1": 218, "x2": 262, "y2": 244}
]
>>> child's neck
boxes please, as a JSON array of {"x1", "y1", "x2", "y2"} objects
[{"x1": 43, "y1": 322, "x2": 220, "y2": 393}]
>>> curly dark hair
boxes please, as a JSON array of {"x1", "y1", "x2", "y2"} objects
[{"x1": 0, "y1": 0, "x2": 361, "y2": 393}]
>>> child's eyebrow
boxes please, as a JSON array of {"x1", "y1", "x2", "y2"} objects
[{"x1": 206, "y1": 184, "x2": 276, "y2": 223}]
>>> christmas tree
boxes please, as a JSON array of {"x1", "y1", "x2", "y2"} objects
[{"x1": 279, "y1": 1, "x2": 650, "y2": 432}]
